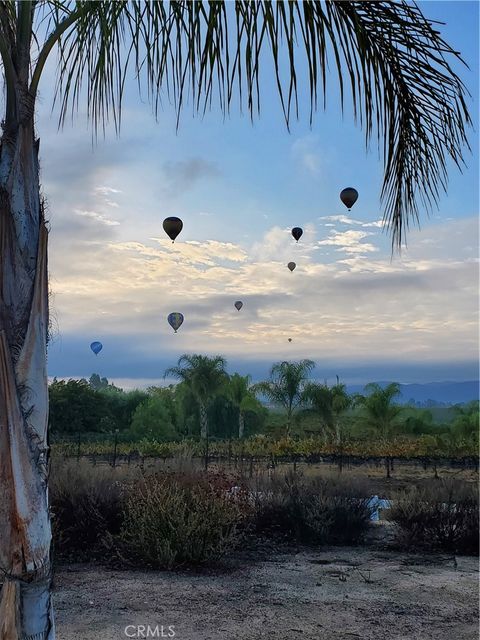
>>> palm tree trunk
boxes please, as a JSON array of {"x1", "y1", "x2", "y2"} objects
[
  {"x1": 0, "y1": 100, "x2": 54, "y2": 638},
  {"x1": 335, "y1": 421, "x2": 340, "y2": 445},
  {"x1": 238, "y1": 411, "x2": 245, "y2": 439},
  {"x1": 199, "y1": 403, "x2": 208, "y2": 439}
]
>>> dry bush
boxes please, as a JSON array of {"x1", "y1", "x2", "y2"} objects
[
  {"x1": 50, "y1": 462, "x2": 250, "y2": 567},
  {"x1": 49, "y1": 460, "x2": 380, "y2": 567},
  {"x1": 252, "y1": 470, "x2": 371, "y2": 545},
  {"x1": 116, "y1": 472, "x2": 249, "y2": 568},
  {"x1": 50, "y1": 461, "x2": 133, "y2": 558},
  {"x1": 388, "y1": 478, "x2": 479, "y2": 555}
]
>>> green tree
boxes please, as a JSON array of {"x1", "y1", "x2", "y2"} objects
[
  {"x1": 255, "y1": 360, "x2": 315, "y2": 436},
  {"x1": 49, "y1": 375, "x2": 149, "y2": 433},
  {"x1": 100, "y1": 387, "x2": 149, "y2": 432},
  {"x1": 354, "y1": 382, "x2": 403, "y2": 439},
  {"x1": 145, "y1": 386, "x2": 182, "y2": 434},
  {"x1": 166, "y1": 355, "x2": 228, "y2": 440},
  {"x1": 226, "y1": 373, "x2": 264, "y2": 439},
  {"x1": 173, "y1": 381, "x2": 200, "y2": 438},
  {"x1": 49, "y1": 378, "x2": 114, "y2": 434},
  {"x1": 403, "y1": 409, "x2": 436, "y2": 436},
  {"x1": 207, "y1": 394, "x2": 237, "y2": 440},
  {"x1": 88, "y1": 373, "x2": 110, "y2": 391},
  {"x1": 450, "y1": 401, "x2": 479, "y2": 445},
  {"x1": 130, "y1": 396, "x2": 178, "y2": 441},
  {"x1": 303, "y1": 379, "x2": 352, "y2": 443},
  {"x1": 0, "y1": 2, "x2": 471, "y2": 635}
]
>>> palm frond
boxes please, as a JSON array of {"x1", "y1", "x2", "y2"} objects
[
  {"x1": 355, "y1": 382, "x2": 403, "y2": 435},
  {"x1": 165, "y1": 353, "x2": 227, "y2": 405},
  {"x1": 256, "y1": 359, "x2": 315, "y2": 415},
  {"x1": 26, "y1": 0, "x2": 472, "y2": 246}
]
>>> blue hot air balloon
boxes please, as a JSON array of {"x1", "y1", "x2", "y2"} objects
[
  {"x1": 168, "y1": 312, "x2": 184, "y2": 333},
  {"x1": 90, "y1": 341, "x2": 103, "y2": 355}
]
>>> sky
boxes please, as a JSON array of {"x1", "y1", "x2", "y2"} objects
[{"x1": 28, "y1": 1, "x2": 479, "y2": 388}]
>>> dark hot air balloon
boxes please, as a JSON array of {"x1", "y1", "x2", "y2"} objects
[
  {"x1": 288, "y1": 338, "x2": 292, "y2": 343},
  {"x1": 163, "y1": 217, "x2": 183, "y2": 242},
  {"x1": 287, "y1": 262, "x2": 296, "y2": 272},
  {"x1": 234, "y1": 301, "x2": 243, "y2": 311},
  {"x1": 340, "y1": 188, "x2": 358, "y2": 211},
  {"x1": 90, "y1": 341, "x2": 103, "y2": 355},
  {"x1": 168, "y1": 312, "x2": 184, "y2": 333},
  {"x1": 291, "y1": 227, "x2": 303, "y2": 242}
]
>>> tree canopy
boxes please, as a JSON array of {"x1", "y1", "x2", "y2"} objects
[
  {"x1": 354, "y1": 382, "x2": 403, "y2": 438},
  {"x1": 255, "y1": 359, "x2": 315, "y2": 435}
]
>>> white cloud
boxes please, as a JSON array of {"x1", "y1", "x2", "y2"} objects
[
  {"x1": 319, "y1": 214, "x2": 363, "y2": 225},
  {"x1": 94, "y1": 186, "x2": 122, "y2": 196},
  {"x1": 250, "y1": 224, "x2": 318, "y2": 263},
  {"x1": 318, "y1": 229, "x2": 378, "y2": 254},
  {"x1": 74, "y1": 209, "x2": 120, "y2": 226},
  {"x1": 291, "y1": 136, "x2": 321, "y2": 175},
  {"x1": 48, "y1": 217, "x2": 478, "y2": 368},
  {"x1": 363, "y1": 219, "x2": 385, "y2": 228},
  {"x1": 149, "y1": 238, "x2": 248, "y2": 266},
  {"x1": 319, "y1": 214, "x2": 385, "y2": 229}
]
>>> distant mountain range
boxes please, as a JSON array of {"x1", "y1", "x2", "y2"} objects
[{"x1": 345, "y1": 380, "x2": 479, "y2": 406}]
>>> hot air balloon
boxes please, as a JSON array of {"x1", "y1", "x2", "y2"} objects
[
  {"x1": 291, "y1": 227, "x2": 303, "y2": 242},
  {"x1": 234, "y1": 301, "x2": 243, "y2": 311},
  {"x1": 90, "y1": 341, "x2": 103, "y2": 355},
  {"x1": 288, "y1": 338, "x2": 292, "y2": 343},
  {"x1": 340, "y1": 188, "x2": 358, "y2": 211},
  {"x1": 168, "y1": 312, "x2": 184, "y2": 333},
  {"x1": 163, "y1": 217, "x2": 183, "y2": 242},
  {"x1": 287, "y1": 262, "x2": 296, "y2": 272}
]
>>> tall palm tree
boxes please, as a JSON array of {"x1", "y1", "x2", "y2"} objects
[
  {"x1": 226, "y1": 373, "x2": 262, "y2": 439},
  {"x1": 165, "y1": 354, "x2": 228, "y2": 440},
  {"x1": 303, "y1": 378, "x2": 351, "y2": 443},
  {"x1": 0, "y1": 2, "x2": 471, "y2": 636},
  {"x1": 354, "y1": 382, "x2": 403, "y2": 439},
  {"x1": 256, "y1": 360, "x2": 315, "y2": 435}
]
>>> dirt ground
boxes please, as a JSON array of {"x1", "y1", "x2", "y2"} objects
[{"x1": 54, "y1": 537, "x2": 478, "y2": 640}]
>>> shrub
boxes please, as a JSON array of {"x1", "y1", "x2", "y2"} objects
[
  {"x1": 388, "y1": 479, "x2": 479, "y2": 555},
  {"x1": 130, "y1": 396, "x2": 179, "y2": 441},
  {"x1": 50, "y1": 461, "x2": 126, "y2": 558},
  {"x1": 117, "y1": 473, "x2": 247, "y2": 568},
  {"x1": 305, "y1": 494, "x2": 371, "y2": 545},
  {"x1": 253, "y1": 471, "x2": 371, "y2": 545}
]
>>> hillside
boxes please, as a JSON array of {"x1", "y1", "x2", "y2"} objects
[{"x1": 345, "y1": 381, "x2": 479, "y2": 406}]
